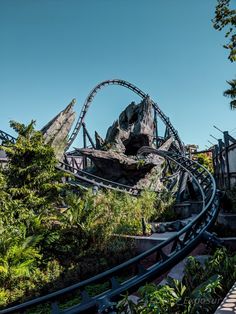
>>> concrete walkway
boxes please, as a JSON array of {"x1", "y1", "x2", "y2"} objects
[
  {"x1": 159, "y1": 255, "x2": 209, "y2": 285},
  {"x1": 215, "y1": 282, "x2": 236, "y2": 313}
]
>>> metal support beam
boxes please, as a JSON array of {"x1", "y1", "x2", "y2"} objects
[
  {"x1": 223, "y1": 131, "x2": 231, "y2": 190},
  {"x1": 224, "y1": 131, "x2": 236, "y2": 144},
  {"x1": 164, "y1": 119, "x2": 170, "y2": 139},
  {"x1": 218, "y1": 139, "x2": 225, "y2": 189},
  {"x1": 212, "y1": 145, "x2": 219, "y2": 187},
  {"x1": 82, "y1": 124, "x2": 87, "y2": 169},
  {"x1": 154, "y1": 109, "x2": 158, "y2": 148},
  {"x1": 82, "y1": 123, "x2": 95, "y2": 149}
]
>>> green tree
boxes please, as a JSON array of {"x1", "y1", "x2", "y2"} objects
[
  {"x1": 197, "y1": 153, "x2": 214, "y2": 173},
  {"x1": 0, "y1": 120, "x2": 66, "y2": 217},
  {"x1": 213, "y1": 0, "x2": 236, "y2": 62},
  {"x1": 224, "y1": 79, "x2": 236, "y2": 109},
  {"x1": 213, "y1": 0, "x2": 236, "y2": 108}
]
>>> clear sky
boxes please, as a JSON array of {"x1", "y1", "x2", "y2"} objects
[{"x1": 0, "y1": 0, "x2": 235, "y2": 150}]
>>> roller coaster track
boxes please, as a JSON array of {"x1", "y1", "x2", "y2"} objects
[
  {"x1": 66, "y1": 79, "x2": 184, "y2": 152},
  {"x1": 0, "y1": 130, "x2": 16, "y2": 145},
  {"x1": 56, "y1": 161, "x2": 140, "y2": 195},
  {"x1": 57, "y1": 160, "x2": 180, "y2": 195},
  {"x1": 0, "y1": 129, "x2": 172, "y2": 195},
  {"x1": 0, "y1": 148, "x2": 219, "y2": 314},
  {"x1": 0, "y1": 80, "x2": 184, "y2": 195}
]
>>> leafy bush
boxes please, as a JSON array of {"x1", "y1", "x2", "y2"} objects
[
  {"x1": 118, "y1": 248, "x2": 236, "y2": 313},
  {"x1": 0, "y1": 120, "x2": 67, "y2": 218},
  {"x1": 104, "y1": 190, "x2": 156, "y2": 236},
  {"x1": 150, "y1": 189, "x2": 176, "y2": 222},
  {"x1": 0, "y1": 120, "x2": 176, "y2": 310},
  {"x1": 196, "y1": 153, "x2": 213, "y2": 174}
]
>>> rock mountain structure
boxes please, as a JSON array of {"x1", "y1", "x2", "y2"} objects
[
  {"x1": 0, "y1": 79, "x2": 220, "y2": 314},
  {"x1": 103, "y1": 96, "x2": 154, "y2": 154},
  {"x1": 77, "y1": 97, "x2": 175, "y2": 190},
  {"x1": 39, "y1": 95, "x2": 177, "y2": 191},
  {"x1": 41, "y1": 99, "x2": 76, "y2": 159}
]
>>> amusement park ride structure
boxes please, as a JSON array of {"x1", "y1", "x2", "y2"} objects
[{"x1": 0, "y1": 79, "x2": 220, "y2": 314}]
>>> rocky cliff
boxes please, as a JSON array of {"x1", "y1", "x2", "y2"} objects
[
  {"x1": 41, "y1": 99, "x2": 76, "y2": 159},
  {"x1": 78, "y1": 97, "x2": 174, "y2": 190}
]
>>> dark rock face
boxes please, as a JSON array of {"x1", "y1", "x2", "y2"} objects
[
  {"x1": 78, "y1": 96, "x2": 172, "y2": 189},
  {"x1": 79, "y1": 148, "x2": 156, "y2": 185},
  {"x1": 95, "y1": 131, "x2": 105, "y2": 150},
  {"x1": 104, "y1": 97, "x2": 154, "y2": 154}
]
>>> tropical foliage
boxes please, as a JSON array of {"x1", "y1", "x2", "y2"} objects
[
  {"x1": 224, "y1": 79, "x2": 236, "y2": 109},
  {"x1": 213, "y1": 0, "x2": 236, "y2": 62},
  {"x1": 118, "y1": 248, "x2": 236, "y2": 313},
  {"x1": 0, "y1": 120, "x2": 175, "y2": 309},
  {"x1": 196, "y1": 153, "x2": 214, "y2": 174},
  {"x1": 213, "y1": 0, "x2": 236, "y2": 108}
]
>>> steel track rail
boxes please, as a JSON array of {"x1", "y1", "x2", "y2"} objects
[
  {"x1": 0, "y1": 129, "x2": 160, "y2": 195},
  {"x1": 61, "y1": 151, "x2": 180, "y2": 195},
  {"x1": 56, "y1": 161, "x2": 140, "y2": 195},
  {"x1": 0, "y1": 130, "x2": 16, "y2": 145},
  {"x1": 0, "y1": 149, "x2": 219, "y2": 314},
  {"x1": 66, "y1": 79, "x2": 184, "y2": 152}
]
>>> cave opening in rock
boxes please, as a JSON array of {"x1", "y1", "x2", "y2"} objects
[{"x1": 124, "y1": 134, "x2": 150, "y2": 156}]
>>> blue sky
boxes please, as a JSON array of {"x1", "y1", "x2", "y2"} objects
[{"x1": 0, "y1": 0, "x2": 235, "y2": 150}]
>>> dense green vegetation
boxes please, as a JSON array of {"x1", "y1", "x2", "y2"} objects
[
  {"x1": 0, "y1": 121, "x2": 175, "y2": 309},
  {"x1": 213, "y1": 0, "x2": 236, "y2": 108},
  {"x1": 213, "y1": 0, "x2": 236, "y2": 62},
  {"x1": 118, "y1": 248, "x2": 236, "y2": 314},
  {"x1": 196, "y1": 153, "x2": 214, "y2": 174}
]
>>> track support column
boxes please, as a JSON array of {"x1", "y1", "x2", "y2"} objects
[
  {"x1": 154, "y1": 109, "x2": 158, "y2": 148},
  {"x1": 83, "y1": 124, "x2": 88, "y2": 169}
]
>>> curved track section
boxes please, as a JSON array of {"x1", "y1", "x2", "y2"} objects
[
  {"x1": 56, "y1": 161, "x2": 140, "y2": 195},
  {"x1": 66, "y1": 79, "x2": 184, "y2": 152},
  {"x1": 0, "y1": 130, "x2": 16, "y2": 145},
  {"x1": 0, "y1": 149, "x2": 219, "y2": 314},
  {"x1": 0, "y1": 129, "x2": 172, "y2": 195}
]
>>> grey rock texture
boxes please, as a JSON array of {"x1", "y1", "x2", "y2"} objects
[
  {"x1": 95, "y1": 131, "x2": 104, "y2": 150},
  {"x1": 78, "y1": 148, "x2": 155, "y2": 185},
  {"x1": 78, "y1": 97, "x2": 174, "y2": 189},
  {"x1": 104, "y1": 97, "x2": 154, "y2": 154},
  {"x1": 41, "y1": 99, "x2": 76, "y2": 159},
  {"x1": 136, "y1": 137, "x2": 174, "y2": 190}
]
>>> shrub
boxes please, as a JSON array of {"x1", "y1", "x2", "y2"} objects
[
  {"x1": 150, "y1": 189, "x2": 175, "y2": 222},
  {"x1": 196, "y1": 153, "x2": 213, "y2": 174},
  {"x1": 0, "y1": 120, "x2": 177, "y2": 310},
  {"x1": 0, "y1": 120, "x2": 67, "y2": 218},
  {"x1": 118, "y1": 248, "x2": 236, "y2": 313}
]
